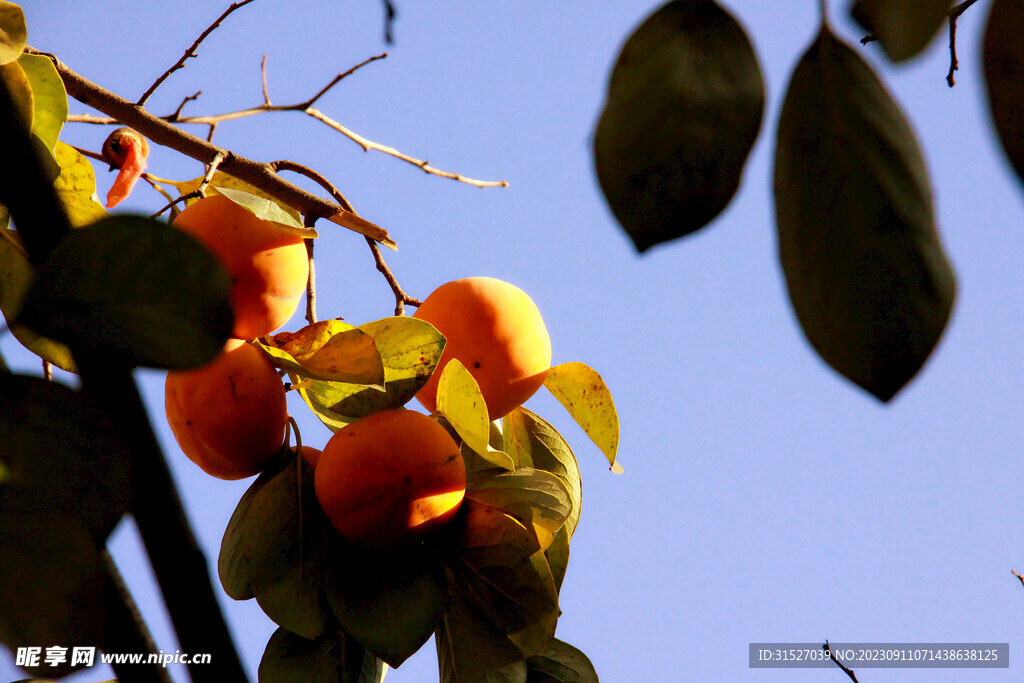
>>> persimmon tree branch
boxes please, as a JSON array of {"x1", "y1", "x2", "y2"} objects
[
  {"x1": 26, "y1": 47, "x2": 397, "y2": 249},
  {"x1": 947, "y1": 0, "x2": 981, "y2": 87},
  {"x1": 824, "y1": 641, "x2": 860, "y2": 683},
  {"x1": 137, "y1": 0, "x2": 257, "y2": 107},
  {"x1": 65, "y1": 52, "x2": 509, "y2": 188}
]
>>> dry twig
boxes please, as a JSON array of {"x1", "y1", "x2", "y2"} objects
[
  {"x1": 824, "y1": 641, "x2": 860, "y2": 683},
  {"x1": 947, "y1": 0, "x2": 981, "y2": 87}
]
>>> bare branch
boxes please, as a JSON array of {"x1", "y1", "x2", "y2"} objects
[
  {"x1": 64, "y1": 52, "x2": 508, "y2": 188},
  {"x1": 138, "y1": 0, "x2": 257, "y2": 107},
  {"x1": 824, "y1": 641, "x2": 860, "y2": 683},
  {"x1": 199, "y1": 151, "x2": 227, "y2": 193},
  {"x1": 947, "y1": 0, "x2": 980, "y2": 87},
  {"x1": 304, "y1": 235, "x2": 317, "y2": 325},
  {"x1": 170, "y1": 90, "x2": 202, "y2": 121},
  {"x1": 29, "y1": 47, "x2": 396, "y2": 248},
  {"x1": 1013, "y1": 569, "x2": 1024, "y2": 588},
  {"x1": 261, "y1": 54, "x2": 271, "y2": 105},
  {"x1": 382, "y1": 0, "x2": 397, "y2": 43},
  {"x1": 270, "y1": 159, "x2": 355, "y2": 212},
  {"x1": 366, "y1": 236, "x2": 422, "y2": 316}
]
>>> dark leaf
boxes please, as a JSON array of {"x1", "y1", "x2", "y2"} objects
[
  {"x1": 594, "y1": 0, "x2": 765, "y2": 251},
  {"x1": 259, "y1": 628, "x2": 386, "y2": 683},
  {"x1": 544, "y1": 527, "x2": 570, "y2": 596},
  {"x1": 436, "y1": 567, "x2": 528, "y2": 683},
  {"x1": 466, "y1": 468, "x2": 572, "y2": 551},
  {"x1": 526, "y1": 639, "x2": 599, "y2": 683},
  {"x1": 851, "y1": 0, "x2": 951, "y2": 62},
  {"x1": 325, "y1": 540, "x2": 443, "y2": 668},
  {"x1": 17, "y1": 215, "x2": 234, "y2": 369},
  {"x1": 983, "y1": 0, "x2": 1024, "y2": 188},
  {"x1": 0, "y1": 374, "x2": 130, "y2": 542},
  {"x1": 773, "y1": 26, "x2": 956, "y2": 401},
  {"x1": 0, "y1": 514, "x2": 105, "y2": 678}
]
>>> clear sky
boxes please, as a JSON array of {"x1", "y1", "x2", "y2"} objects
[{"x1": 5, "y1": 1, "x2": 1024, "y2": 681}]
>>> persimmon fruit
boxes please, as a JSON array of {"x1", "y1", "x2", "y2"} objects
[
  {"x1": 165, "y1": 339, "x2": 288, "y2": 480},
  {"x1": 314, "y1": 409, "x2": 466, "y2": 546},
  {"x1": 172, "y1": 195, "x2": 309, "y2": 340},
  {"x1": 413, "y1": 276, "x2": 552, "y2": 419}
]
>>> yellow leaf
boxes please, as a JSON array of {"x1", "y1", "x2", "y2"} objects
[{"x1": 543, "y1": 362, "x2": 621, "y2": 471}]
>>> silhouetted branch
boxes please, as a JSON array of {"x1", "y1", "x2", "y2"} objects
[
  {"x1": 947, "y1": 0, "x2": 981, "y2": 87},
  {"x1": 382, "y1": 0, "x2": 397, "y2": 43},
  {"x1": 824, "y1": 641, "x2": 860, "y2": 683},
  {"x1": 138, "y1": 0, "x2": 257, "y2": 107}
]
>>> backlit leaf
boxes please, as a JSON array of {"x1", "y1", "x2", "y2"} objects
[
  {"x1": 18, "y1": 52, "x2": 66, "y2": 156},
  {"x1": 297, "y1": 316, "x2": 444, "y2": 429},
  {"x1": 503, "y1": 408, "x2": 582, "y2": 538},
  {"x1": 450, "y1": 501, "x2": 559, "y2": 657},
  {"x1": 544, "y1": 527, "x2": 570, "y2": 596},
  {"x1": 0, "y1": 2, "x2": 26, "y2": 65},
  {"x1": 18, "y1": 214, "x2": 235, "y2": 369},
  {"x1": 852, "y1": 0, "x2": 951, "y2": 62},
  {"x1": 436, "y1": 359, "x2": 514, "y2": 470},
  {"x1": 594, "y1": 0, "x2": 764, "y2": 251},
  {"x1": 525, "y1": 639, "x2": 599, "y2": 683},
  {"x1": 983, "y1": 0, "x2": 1024, "y2": 188},
  {"x1": 0, "y1": 374, "x2": 131, "y2": 542},
  {"x1": 264, "y1": 320, "x2": 385, "y2": 386},
  {"x1": 773, "y1": 26, "x2": 956, "y2": 401},
  {"x1": 0, "y1": 60, "x2": 32, "y2": 131},
  {"x1": 543, "y1": 363, "x2": 620, "y2": 471},
  {"x1": 466, "y1": 468, "x2": 571, "y2": 551},
  {"x1": 53, "y1": 141, "x2": 107, "y2": 227},
  {"x1": 215, "y1": 186, "x2": 311, "y2": 236},
  {"x1": 0, "y1": 229, "x2": 75, "y2": 371},
  {"x1": 167, "y1": 171, "x2": 307, "y2": 233}
]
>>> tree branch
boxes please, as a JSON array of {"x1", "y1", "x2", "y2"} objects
[
  {"x1": 138, "y1": 0, "x2": 257, "y2": 107},
  {"x1": 27, "y1": 47, "x2": 397, "y2": 249},
  {"x1": 64, "y1": 52, "x2": 509, "y2": 189},
  {"x1": 947, "y1": 0, "x2": 980, "y2": 87},
  {"x1": 824, "y1": 641, "x2": 860, "y2": 683}
]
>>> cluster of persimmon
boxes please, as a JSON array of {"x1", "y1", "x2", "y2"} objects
[{"x1": 163, "y1": 196, "x2": 552, "y2": 546}]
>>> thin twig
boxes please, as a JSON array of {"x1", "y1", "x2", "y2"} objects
[
  {"x1": 947, "y1": 0, "x2": 981, "y2": 87},
  {"x1": 29, "y1": 47, "x2": 395, "y2": 247},
  {"x1": 137, "y1": 0, "x2": 257, "y2": 107},
  {"x1": 170, "y1": 90, "x2": 202, "y2": 121},
  {"x1": 151, "y1": 192, "x2": 196, "y2": 219},
  {"x1": 261, "y1": 55, "x2": 271, "y2": 105},
  {"x1": 72, "y1": 145, "x2": 108, "y2": 164},
  {"x1": 199, "y1": 150, "x2": 227, "y2": 193},
  {"x1": 271, "y1": 159, "x2": 355, "y2": 211},
  {"x1": 141, "y1": 174, "x2": 179, "y2": 210},
  {"x1": 304, "y1": 217, "x2": 317, "y2": 325},
  {"x1": 1013, "y1": 569, "x2": 1024, "y2": 588},
  {"x1": 824, "y1": 641, "x2": 860, "y2": 683},
  {"x1": 366, "y1": 236, "x2": 421, "y2": 316},
  {"x1": 63, "y1": 52, "x2": 508, "y2": 188},
  {"x1": 101, "y1": 552, "x2": 173, "y2": 683},
  {"x1": 382, "y1": 0, "x2": 397, "y2": 43}
]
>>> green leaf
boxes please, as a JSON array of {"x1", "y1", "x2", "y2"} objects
[
  {"x1": 263, "y1": 320, "x2": 385, "y2": 386},
  {"x1": 0, "y1": 514, "x2": 104, "y2": 678},
  {"x1": 18, "y1": 52, "x2": 66, "y2": 156},
  {"x1": 218, "y1": 455, "x2": 328, "y2": 639},
  {"x1": 543, "y1": 527, "x2": 570, "y2": 596},
  {"x1": 0, "y1": 229, "x2": 76, "y2": 371},
  {"x1": 325, "y1": 541, "x2": 443, "y2": 668},
  {"x1": 983, "y1": 0, "x2": 1024, "y2": 188},
  {"x1": 0, "y1": 2, "x2": 26, "y2": 65},
  {"x1": 167, "y1": 171, "x2": 308, "y2": 235},
  {"x1": 1, "y1": 60, "x2": 32, "y2": 131},
  {"x1": 216, "y1": 185, "x2": 311, "y2": 237},
  {"x1": 436, "y1": 359, "x2": 514, "y2": 470},
  {"x1": 593, "y1": 0, "x2": 765, "y2": 251},
  {"x1": 450, "y1": 501, "x2": 559, "y2": 658},
  {"x1": 259, "y1": 628, "x2": 387, "y2": 683},
  {"x1": 437, "y1": 567, "x2": 528, "y2": 683},
  {"x1": 773, "y1": 26, "x2": 956, "y2": 402},
  {"x1": 466, "y1": 468, "x2": 571, "y2": 551},
  {"x1": 503, "y1": 408, "x2": 582, "y2": 538},
  {"x1": 0, "y1": 374, "x2": 131, "y2": 542},
  {"x1": 525, "y1": 639, "x2": 599, "y2": 683},
  {"x1": 17, "y1": 214, "x2": 235, "y2": 370},
  {"x1": 53, "y1": 141, "x2": 108, "y2": 227},
  {"x1": 543, "y1": 363, "x2": 620, "y2": 472},
  {"x1": 298, "y1": 316, "x2": 445, "y2": 429},
  {"x1": 851, "y1": 0, "x2": 951, "y2": 62}
]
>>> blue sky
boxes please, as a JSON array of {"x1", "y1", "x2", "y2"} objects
[{"x1": 5, "y1": 1, "x2": 1024, "y2": 681}]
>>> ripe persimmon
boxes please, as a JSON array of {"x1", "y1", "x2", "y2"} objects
[
  {"x1": 165, "y1": 339, "x2": 287, "y2": 480},
  {"x1": 172, "y1": 195, "x2": 309, "y2": 340},
  {"x1": 413, "y1": 276, "x2": 552, "y2": 419},
  {"x1": 314, "y1": 409, "x2": 465, "y2": 546}
]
